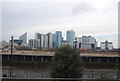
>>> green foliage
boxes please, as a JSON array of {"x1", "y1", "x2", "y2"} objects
[{"x1": 51, "y1": 46, "x2": 84, "y2": 78}]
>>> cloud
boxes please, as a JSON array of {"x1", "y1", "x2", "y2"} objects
[
  {"x1": 72, "y1": 2, "x2": 97, "y2": 16},
  {"x1": 2, "y1": 1, "x2": 118, "y2": 47},
  {"x1": 2, "y1": 2, "x2": 72, "y2": 30}
]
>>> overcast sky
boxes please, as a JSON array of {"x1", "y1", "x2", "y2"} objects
[{"x1": 1, "y1": 0, "x2": 119, "y2": 47}]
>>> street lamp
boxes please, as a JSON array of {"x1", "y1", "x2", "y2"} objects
[{"x1": 10, "y1": 35, "x2": 14, "y2": 77}]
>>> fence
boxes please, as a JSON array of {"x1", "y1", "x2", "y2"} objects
[{"x1": 1, "y1": 54, "x2": 120, "y2": 80}]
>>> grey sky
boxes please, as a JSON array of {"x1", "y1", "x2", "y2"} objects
[{"x1": 1, "y1": 0, "x2": 119, "y2": 48}]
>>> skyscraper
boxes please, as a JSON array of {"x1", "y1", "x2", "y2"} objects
[
  {"x1": 35, "y1": 32, "x2": 53, "y2": 48},
  {"x1": 19, "y1": 32, "x2": 27, "y2": 45},
  {"x1": 45, "y1": 33, "x2": 52, "y2": 48},
  {"x1": 40, "y1": 34, "x2": 46, "y2": 48},
  {"x1": 35, "y1": 32, "x2": 41, "y2": 48},
  {"x1": 35, "y1": 32, "x2": 41, "y2": 39},
  {"x1": 66, "y1": 30, "x2": 75, "y2": 46},
  {"x1": 56, "y1": 31, "x2": 62, "y2": 47},
  {"x1": 51, "y1": 31, "x2": 62, "y2": 48},
  {"x1": 51, "y1": 33, "x2": 57, "y2": 48}
]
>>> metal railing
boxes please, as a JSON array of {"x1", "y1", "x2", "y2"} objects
[{"x1": 1, "y1": 77, "x2": 120, "y2": 81}]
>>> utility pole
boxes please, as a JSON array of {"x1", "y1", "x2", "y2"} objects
[{"x1": 10, "y1": 35, "x2": 14, "y2": 77}]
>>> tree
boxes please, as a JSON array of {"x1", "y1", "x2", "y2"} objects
[{"x1": 51, "y1": 46, "x2": 84, "y2": 78}]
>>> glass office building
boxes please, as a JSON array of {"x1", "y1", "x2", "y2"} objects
[
  {"x1": 51, "y1": 31, "x2": 62, "y2": 48},
  {"x1": 51, "y1": 33, "x2": 57, "y2": 48},
  {"x1": 56, "y1": 31, "x2": 62, "y2": 48},
  {"x1": 66, "y1": 30, "x2": 75, "y2": 46}
]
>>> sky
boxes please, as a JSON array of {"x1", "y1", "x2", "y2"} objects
[{"x1": 1, "y1": 0, "x2": 119, "y2": 48}]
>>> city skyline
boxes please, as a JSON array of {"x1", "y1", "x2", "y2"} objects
[
  {"x1": 1, "y1": 0, "x2": 118, "y2": 48},
  {"x1": 1, "y1": 30, "x2": 115, "y2": 48}
]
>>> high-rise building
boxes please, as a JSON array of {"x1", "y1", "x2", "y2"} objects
[
  {"x1": 45, "y1": 33, "x2": 52, "y2": 48},
  {"x1": 51, "y1": 31, "x2": 62, "y2": 48},
  {"x1": 28, "y1": 39, "x2": 40, "y2": 48},
  {"x1": 36, "y1": 32, "x2": 52, "y2": 48},
  {"x1": 51, "y1": 33, "x2": 57, "y2": 48},
  {"x1": 19, "y1": 32, "x2": 27, "y2": 45},
  {"x1": 77, "y1": 36, "x2": 97, "y2": 50},
  {"x1": 100, "y1": 40, "x2": 113, "y2": 50},
  {"x1": 35, "y1": 32, "x2": 42, "y2": 48},
  {"x1": 66, "y1": 30, "x2": 75, "y2": 46},
  {"x1": 56, "y1": 31, "x2": 62, "y2": 47},
  {"x1": 35, "y1": 32, "x2": 41, "y2": 39},
  {"x1": 41, "y1": 34, "x2": 46, "y2": 48}
]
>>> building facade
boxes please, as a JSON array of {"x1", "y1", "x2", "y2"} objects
[
  {"x1": 100, "y1": 40, "x2": 113, "y2": 50},
  {"x1": 62, "y1": 40, "x2": 70, "y2": 46},
  {"x1": 19, "y1": 32, "x2": 27, "y2": 45},
  {"x1": 28, "y1": 39, "x2": 40, "y2": 48},
  {"x1": 77, "y1": 36, "x2": 97, "y2": 50},
  {"x1": 51, "y1": 31, "x2": 62, "y2": 48},
  {"x1": 45, "y1": 33, "x2": 52, "y2": 48},
  {"x1": 51, "y1": 33, "x2": 57, "y2": 48},
  {"x1": 56, "y1": 31, "x2": 62, "y2": 47},
  {"x1": 35, "y1": 33, "x2": 49, "y2": 48},
  {"x1": 66, "y1": 30, "x2": 75, "y2": 46},
  {"x1": 35, "y1": 32, "x2": 41, "y2": 39}
]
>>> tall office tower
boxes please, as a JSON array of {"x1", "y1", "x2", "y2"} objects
[
  {"x1": 100, "y1": 40, "x2": 113, "y2": 50},
  {"x1": 51, "y1": 31, "x2": 62, "y2": 48},
  {"x1": 45, "y1": 33, "x2": 52, "y2": 48},
  {"x1": 19, "y1": 32, "x2": 27, "y2": 45},
  {"x1": 45, "y1": 34, "x2": 48, "y2": 48},
  {"x1": 28, "y1": 39, "x2": 40, "y2": 48},
  {"x1": 51, "y1": 33, "x2": 57, "y2": 48},
  {"x1": 77, "y1": 36, "x2": 97, "y2": 50},
  {"x1": 56, "y1": 31, "x2": 62, "y2": 47},
  {"x1": 35, "y1": 32, "x2": 41, "y2": 39},
  {"x1": 35, "y1": 32, "x2": 41, "y2": 47},
  {"x1": 40, "y1": 34, "x2": 46, "y2": 48},
  {"x1": 66, "y1": 30, "x2": 75, "y2": 46},
  {"x1": 35, "y1": 33, "x2": 49, "y2": 48}
]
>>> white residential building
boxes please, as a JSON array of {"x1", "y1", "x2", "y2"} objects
[{"x1": 100, "y1": 40, "x2": 113, "y2": 50}]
